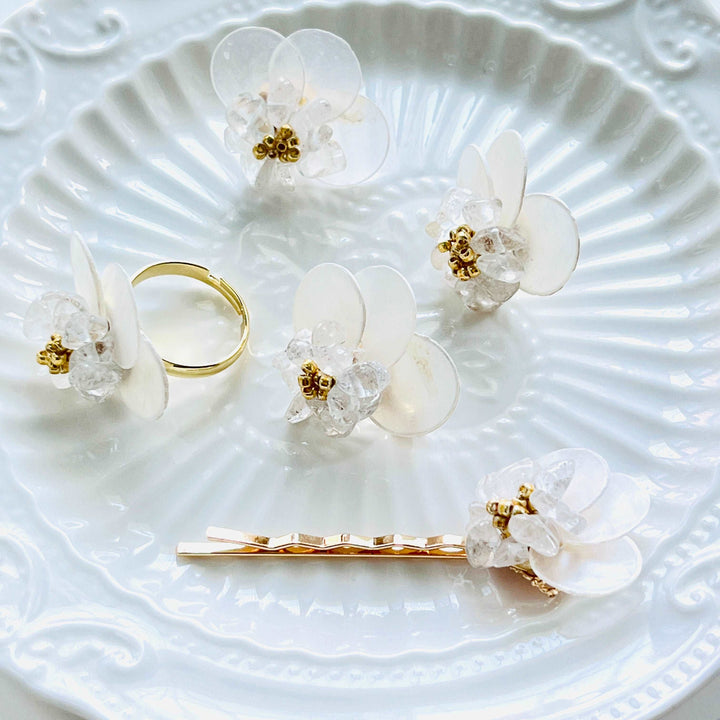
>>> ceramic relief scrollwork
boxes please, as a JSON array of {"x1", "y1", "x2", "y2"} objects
[
  {"x1": 0, "y1": 29, "x2": 43, "y2": 132},
  {"x1": 16, "y1": 0, "x2": 126, "y2": 57},
  {"x1": 545, "y1": 0, "x2": 720, "y2": 75}
]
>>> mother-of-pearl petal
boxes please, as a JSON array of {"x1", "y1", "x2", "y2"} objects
[
  {"x1": 529, "y1": 536, "x2": 643, "y2": 597},
  {"x1": 319, "y1": 96, "x2": 390, "y2": 186},
  {"x1": 119, "y1": 334, "x2": 169, "y2": 420},
  {"x1": 538, "y1": 448, "x2": 608, "y2": 513},
  {"x1": 516, "y1": 193, "x2": 579, "y2": 296},
  {"x1": 371, "y1": 334, "x2": 459, "y2": 436},
  {"x1": 292, "y1": 263, "x2": 365, "y2": 348},
  {"x1": 484, "y1": 130, "x2": 527, "y2": 228},
  {"x1": 211, "y1": 27, "x2": 289, "y2": 107},
  {"x1": 456, "y1": 144, "x2": 493, "y2": 200},
  {"x1": 355, "y1": 265, "x2": 416, "y2": 368},
  {"x1": 284, "y1": 29, "x2": 361, "y2": 121},
  {"x1": 566, "y1": 473, "x2": 650, "y2": 545},
  {"x1": 101, "y1": 264, "x2": 139, "y2": 370},
  {"x1": 70, "y1": 233, "x2": 103, "y2": 316}
]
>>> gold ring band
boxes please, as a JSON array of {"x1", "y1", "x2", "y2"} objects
[{"x1": 131, "y1": 261, "x2": 249, "y2": 378}]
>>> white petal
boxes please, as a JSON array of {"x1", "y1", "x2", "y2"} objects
[
  {"x1": 529, "y1": 537, "x2": 643, "y2": 597},
  {"x1": 568, "y1": 473, "x2": 650, "y2": 545},
  {"x1": 371, "y1": 334, "x2": 459, "y2": 437},
  {"x1": 457, "y1": 144, "x2": 493, "y2": 200},
  {"x1": 211, "y1": 27, "x2": 289, "y2": 107},
  {"x1": 485, "y1": 130, "x2": 527, "y2": 227},
  {"x1": 354, "y1": 266, "x2": 416, "y2": 367},
  {"x1": 318, "y1": 96, "x2": 390, "y2": 186},
  {"x1": 51, "y1": 373, "x2": 71, "y2": 389},
  {"x1": 101, "y1": 264, "x2": 139, "y2": 370},
  {"x1": 284, "y1": 29, "x2": 361, "y2": 120},
  {"x1": 293, "y1": 263, "x2": 365, "y2": 348},
  {"x1": 538, "y1": 448, "x2": 608, "y2": 513},
  {"x1": 70, "y1": 233, "x2": 103, "y2": 316},
  {"x1": 119, "y1": 334, "x2": 169, "y2": 420},
  {"x1": 516, "y1": 193, "x2": 579, "y2": 296}
]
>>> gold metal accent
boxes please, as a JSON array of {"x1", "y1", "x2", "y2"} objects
[
  {"x1": 510, "y1": 564, "x2": 559, "y2": 598},
  {"x1": 37, "y1": 334, "x2": 72, "y2": 374},
  {"x1": 437, "y1": 224, "x2": 480, "y2": 281},
  {"x1": 131, "y1": 262, "x2": 249, "y2": 378},
  {"x1": 486, "y1": 483, "x2": 536, "y2": 538},
  {"x1": 253, "y1": 125, "x2": 301, "y2": 163},
  {"x1": 297, "y1": 360, "x2": 336, "y2": 401},
  {"x1": 177, "y1": 530, "x2": 467, "y2": 558}
]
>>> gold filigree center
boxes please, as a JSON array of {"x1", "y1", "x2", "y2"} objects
[
  {"x1": 37, "y1": 334, "x2": 72, "y2": 374},
  {"x1": 298, "y1": 360, "x2": 336, "y2": 401},
  {"x1": 486, "y1": 483, "x2": 536, "y2": 539},
  {"x1": 436, "y1": 224, "x2": 480, "y2": 281},
  {"x1": 253, "y1": 125, "x2": 301, "y2": 163}
]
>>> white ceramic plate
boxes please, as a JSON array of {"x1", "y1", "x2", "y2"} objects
[{"x1": 1, "y1": 1, "x2": 719, "y2": 718}]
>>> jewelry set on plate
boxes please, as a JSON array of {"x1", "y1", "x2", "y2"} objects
[{"x1": 21, "y1": 27, "x2": 650, "y2": 599}]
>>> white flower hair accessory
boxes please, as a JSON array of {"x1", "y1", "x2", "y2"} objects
[
  {"x1": 274, "y1": 263, "x2": 460, "y2": 437},
  {"x1": 466, "y1": 449, "x2": 650, "y2": 597},
  {"x1": 211, "y1": 27, "x2": 390, "y2": 190},
  {"x1": 427, "y1": 130, "x2": 580, "y2": 312},
  {"x1": 23, "y1": 235, "x2": 169, "y2": 419}
]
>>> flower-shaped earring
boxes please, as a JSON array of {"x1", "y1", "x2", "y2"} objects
[
  {"x1": 211, "y1": 27, "x2": 389, "y2": 190},
  {"x1": 274, "y1": 263, "x2": 459, "y2": 437},
  {"x1": 427, "y1": 130, "x2": 580, "y2": 312},
  {"x1": 23, "y1": 235, "x2": 249, "y2": 419},
  {"x1": 465, "y1": 449, "x2": 649, "y2": 596}
]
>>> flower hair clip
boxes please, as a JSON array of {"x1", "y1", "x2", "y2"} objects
[
  {"x1": 179, "y1": 449, "x2": 650, "y2": 599},
  {"x1": 23, "y1": 235, "x2": 249, "y2": 419},
  {"x1": 427, "y1": 130, "x2": 580, "y2": 312},
  {"x1": 211, "y1": 27, "x2": 390, "y2": 190},
  {"x1": 274, "y1": 263, "x2": 460, "y2": 437}
]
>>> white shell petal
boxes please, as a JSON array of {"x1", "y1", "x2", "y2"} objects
[
  {"x1": 51, "y1": 373, "x2": 71, "y2": 389},
  {"x1": 457, "y1": 144, "x2": 493, "y2": 200},
  {"x1": 355, "y1": 265, "x2": 416, "y2": 367},
  {"x1": 119, "y1": 334, "x2": 169, "y2": 420},
  {"x1": 371, "y1": 334, "x2": 459, "y2": 437},
  {"x1": 70, "y1": 233, "x2": 103, "y2": 316},
  {"x1": 516, "y1": 193, "x2": 579, "y2": 296},
  {"x1": 101, "y1": 264, "x2": 139, "y2": 370},
  {"x1": 485, "y1": 130, "x2": 527, "y2": 227},
  {"x1": 319, "y1": 96, "x2": 390, "y2": 186},
  {"x1": 529, "y1": 537, "x2": 643, "y2": 597},
  {"x1": 211, "y1": 27, "x2": 287, "y2": 107},
  {"x1": 285, "y1": 29, "x2": 361, "y2": 120},
  {"x1": 538, "y1": 448, "x2": 608, "y2": 513},
  {"x1": 293, "y1": 263, "x2": 365, "y2": 348},
  {"x1": 569, "y1": 473, "x2": 650, "y2": 545}
]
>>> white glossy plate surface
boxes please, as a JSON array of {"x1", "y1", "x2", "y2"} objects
[{"x1": 1, "y1": 1, "x2": 719, "y2": 718}]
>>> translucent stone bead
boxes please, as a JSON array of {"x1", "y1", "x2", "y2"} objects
[
  {"x1": 437, "y1": 187, "x2": 474, "y2": 228},
  {"x1": 465, "y1": 520, "x2": 501, "y2": 568},
  {"x1": 285, "y1": 393, "x2": 313, "y2": 424},
  {"x1": 462, "y1": 198, "x2": 500, "y2": 229},
  {"x1": 312, "y1": 320, "x2": 345, "y2": 348},
  {"x1": 508, "y1": 514, "x2": 560, "y2": 558},
  {"x1": 23, "y1": 291, "x2": 88, "y2": 340},
  {"x1": 68, "y1": 339, "x2": 121, "y2": 402},
  {"x1": 458, "y1": 275, "x2": 519, "y2": 313},
  {"x1": 226, "y1": 92, "x2": 267, "y2": 137},
  {"x1": 293, "y1": 98, "x2": 333, "y2": 139},
  {"x1": 285, "y1": 329, "x2": 313, "y2": 364},
  {"x1": 326, "y1": 386, "x2": 361, "y2": 429},
  {"x1": 63, "y1": 312, "x2": 109, "y2": 350},
  {"x1": 531, "y1": 490, "x2": 587, "y2": 535},
  {"x1": 537, "y1": 459, "x2": 576, "y2": 501},
  {"x1": 491, "y1": 537, "x2": 529, "y2": 568},
  {"x1": 299, "y1": 140, "x2": 346, "y2": 179}
]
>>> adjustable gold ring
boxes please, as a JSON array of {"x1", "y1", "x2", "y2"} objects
[{"x1": 131, "y1": 261, "x2": 249, "y2": 378}]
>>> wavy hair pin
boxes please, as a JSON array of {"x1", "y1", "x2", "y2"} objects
[{"x1": 178, "y1": 449, "x2": 650, "y2": 598}]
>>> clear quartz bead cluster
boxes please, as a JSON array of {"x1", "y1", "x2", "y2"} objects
[
  {"x1": 428, "y1": 187, "x2": 529, "y2": 312},
  {"x1": 465, "y1": 458, "x2": 587, "y2": 569},
  {"x1": 23, "y1": 291, "x2": 122, "y2": 402},
  {"x1": 225, "y1": 92, "x2": 346, "y2": 190},
  {"x1": 273, "y1": 320, "x2": 390, "y2": 437}
]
